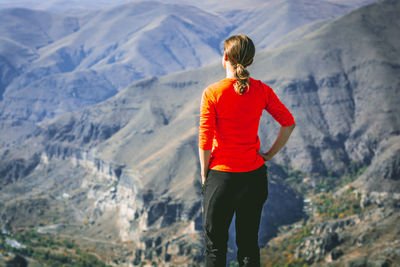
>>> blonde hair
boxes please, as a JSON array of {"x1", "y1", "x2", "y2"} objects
[{"x1": 224, "y1": 34, "x2": 255, "y2": 95}]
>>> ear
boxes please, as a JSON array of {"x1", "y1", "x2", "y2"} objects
[{"x1": 223, "y1": 52, "x2": 228, "y2": 61}]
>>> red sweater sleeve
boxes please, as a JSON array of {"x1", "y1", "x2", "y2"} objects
[
  {"x1": 263, "y1": 82, "x2": 295, "y2": 126},
  {"x1": 199, "y1": 87, "x2": 216, "y2": 150}
]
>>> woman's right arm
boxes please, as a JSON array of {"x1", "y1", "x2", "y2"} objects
[
  {"x1": 260, "y1": 82, "x2": 296, "y2": 161},
  {"x1": 259, "y1": 123, "x2": 295, "y2": 161}
]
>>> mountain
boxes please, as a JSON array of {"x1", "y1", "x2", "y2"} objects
[
  {"x1": 0, "y1": 8, "x2": 83, "y2": 147},
  {"x1": 0, "y1": 0, "x2": 378, "y2": 153},
  {"x1": 224, "y1": 0, "x2": 358, "y2": 50},
  {"x1": 0, "y1": 0, "x2": 132, "y2": 14},
  {"x1": 0, "y1": 7, "x2": 79, "y2": 99},
  {"x1": 0, "y1": 2, "x2": 231, "y2": 148},
  {"x1": 0, "y1": 7, "x2": 80, "y2": 50},
  {"x1": 1, "y1": 0, "x2": 399, "y2": 265},
  {"x1": 0, "y1": 2, "x2": 231, "y2": 116},
  {"x1": 0, "y1": 0, "x2": 377, "y2": 126},
  {"x1": 0, "y1": 0, "x2": 377, "y2": 13}
]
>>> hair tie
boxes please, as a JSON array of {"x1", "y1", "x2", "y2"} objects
[{"x1": 236, "y1": 63, "x2": 244, "y2": 69}]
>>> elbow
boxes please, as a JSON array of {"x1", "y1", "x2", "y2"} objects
[
  {"x1": 284, "y1": 122, "x2": 295, "y2": 130},
  {"x1": 284, "y1": 122, "x2": 296, "y2": 133}
]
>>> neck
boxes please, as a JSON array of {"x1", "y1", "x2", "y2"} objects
[{"x1": 225, "y1": 61, "x2": 236, "y2": 79}]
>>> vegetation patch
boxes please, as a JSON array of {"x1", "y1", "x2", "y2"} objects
[
  {"x1": 279, "y1": 161, "x2": 367, "y2": 195},
  {"x1": 0, "y1": 228, "x2": 111, "y2": 267},
  {"x1": 313, "y1": 187, "x2": 361, "y2": 219}
]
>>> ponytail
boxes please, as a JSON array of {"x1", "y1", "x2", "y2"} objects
[
  {"x1": 224, "y1": 34, "x2": 255, "y2": 95},
  {"x1": 234, "y1": 63, "x2": 250, "y2": 95}
]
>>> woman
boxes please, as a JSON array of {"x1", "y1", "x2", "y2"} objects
[{"x1": 199, "y1": 34, "x2": 296, "y2": 267}]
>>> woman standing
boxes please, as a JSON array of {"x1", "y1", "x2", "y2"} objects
[{"x1": 199, "y1": 34, "x2": 296, "y2": 267}]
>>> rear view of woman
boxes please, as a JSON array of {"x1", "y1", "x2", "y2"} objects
[{"x1": 199, "y1": 34, "x2": 296, "y2": 267}]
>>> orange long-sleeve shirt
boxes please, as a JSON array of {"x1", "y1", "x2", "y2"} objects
[{"x1": 199, "y1": 77, "x2": 295, "y2": 172}]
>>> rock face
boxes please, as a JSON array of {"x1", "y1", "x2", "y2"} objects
[
  {"x1": 0, "y1": 151, "x2": 40, "y2": 189},
  {"x1": 296, "y1": 232, "x2": 341, "y2": 262},
  {"x1": 0, "y1": 0, "x2": 399, "y2": 266}
]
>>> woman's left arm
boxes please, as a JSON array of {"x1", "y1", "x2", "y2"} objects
[
  {"x1": 199, "y1": 149, "x2": 212, "y2": 184},
  {"x1": 199, "y1": 87, "x2": 216, "y2": 185}
]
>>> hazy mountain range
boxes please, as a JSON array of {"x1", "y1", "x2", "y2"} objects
[
  {"x1": 0, "y1": 0, "x2": 377, "y2": 13},
  {"x1": 0, "y1": 0, "x2": 375, "y2": 133},
  {"x1": 1, "y1": 0, "x2": 399, "y2": 266}
]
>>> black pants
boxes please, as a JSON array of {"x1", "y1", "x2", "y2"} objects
[{"x1": 201, "y1": 164, "x2": 268, "y2": 267}]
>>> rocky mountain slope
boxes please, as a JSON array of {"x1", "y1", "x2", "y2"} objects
[{"x1": 1, "y1": 0, "x2": 399, "y2": 266}]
